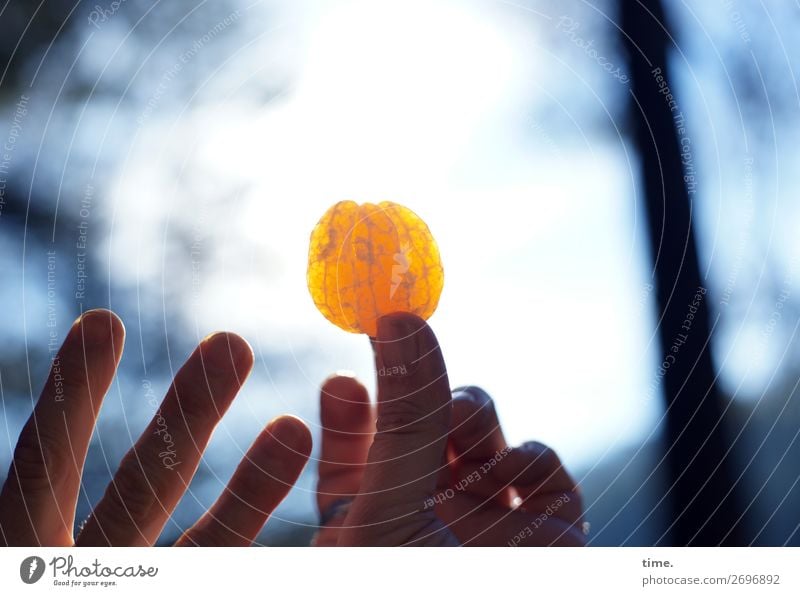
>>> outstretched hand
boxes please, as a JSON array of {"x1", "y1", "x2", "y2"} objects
[
  {"x1": 0, "y1": 308, "x2": 582, "y2": 547},
  {"x1": 314, "y1": 312, "x2": 585, "y2": 546},
  {"x1": 0, "y1": 309, "x2": 311, "y2": 546}
]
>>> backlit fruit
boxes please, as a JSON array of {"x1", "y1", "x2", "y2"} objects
[{"x1": 307, "y1": 201, "x2": 444, "y2": 336}]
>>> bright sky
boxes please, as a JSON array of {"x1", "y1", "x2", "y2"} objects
[{"x1": 105, "y1": 0, "x2": 663, "y2": 472}]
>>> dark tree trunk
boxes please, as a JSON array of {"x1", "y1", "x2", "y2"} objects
[{"x1": 620, "y1": 0, "x2": 745, "y2": 545}]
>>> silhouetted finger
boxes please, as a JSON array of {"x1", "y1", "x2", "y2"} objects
[
  {"x1": 0, "y1": 309, "x2": 124, "y2": 546},
  {"x1": 450, "y1": 386, "x2": 507, "y2": 458},
  {"x1": 176, "y1": 415, "x2": 312, "y2": 546},
  {"x1": 317, "y1": 374, "x2": 374, "y2": 515},
  {"x1": 340, "y1": 313, "x2": 455, "y2": 545},
  {"x1": 492, "y1": 441, "x2": 582, "y2": 520},
  {"x1": 444, "y1": 387, "x2": 512, "y2": 506},
  {"x1": 76, "y1": 332, "x2": 253, "y2": 546}
]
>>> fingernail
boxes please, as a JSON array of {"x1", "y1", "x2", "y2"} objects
[
  {"x1": 201, "y1": 332, "x2": 254, "y2": 376},
  {"x1": 376, "y1": 313, "x2": 420, "y2": 375}
]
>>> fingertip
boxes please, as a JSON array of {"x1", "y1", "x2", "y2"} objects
[
  {"x1": 375, "y1": 311, "x2": 427, "y2": 341},
  {"x1": 493, "y1": 441, "x2": 563, "y2": 483},
  {"x1": 374, "y1": 313, "x2": 430, "y2": 368},
  {"x1": 266, "y1": 415, "x2": 313, "y2": 457},
  {"x1": 320, "y1": 374, "x2": 371, "y2": 430},
  {"x1": 321, "y1": 373, "x2": 368, "y2": 401},
  {"x1": 452, "y1": 386, "x2": 493, "y2": 405},
  {"x1": 374, "y1": 312, "x2": 446, "y2": 394},
  {"x1": 451, "y1": 386, "x2": 496, "y2": 429},
  {"x1": 76, "y1": 308, "x2": 126, "y2": 348},
  {"x1": 200, "y1": 332, "x2": 254, "y2": 377}
]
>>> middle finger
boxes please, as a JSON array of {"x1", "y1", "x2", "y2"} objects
[{"x1": 76, "y1": 332, "x2": 253, "y2": 546}]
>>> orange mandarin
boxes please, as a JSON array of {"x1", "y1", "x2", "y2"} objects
[{"x1": 307, "y1": 201, "x2": 444, "y2": 336}]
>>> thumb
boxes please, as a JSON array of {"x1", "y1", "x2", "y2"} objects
[{"x1": 341, "y1": 312, "x2": 453, "y2": 544}]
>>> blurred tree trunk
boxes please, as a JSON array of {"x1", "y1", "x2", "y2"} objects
[{"x1": 620, "y1": 0, "x2": 745, "y2": 545}]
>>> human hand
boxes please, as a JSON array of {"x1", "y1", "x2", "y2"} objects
[
  {"x1": 431, "y1": 385, "x2": 585, "y2": 546},
  {"x1": 314, "y1": 312, "x2": 584, "y2": 546},
  {"x1": 0, "y1": 309, "x2": 311, "y2": 546}
]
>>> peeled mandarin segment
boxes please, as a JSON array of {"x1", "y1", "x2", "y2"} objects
[{"x1": 307, "y1": 200, "x2": 444, "y2": 336}]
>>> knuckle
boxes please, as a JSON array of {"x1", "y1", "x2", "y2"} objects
[
  {"x1": 54, "y1": 344, "x2": 103, "y2": 399},
  {"x1": 58, "y1": 366, "x2": 90, "y2": 401},
  {"x1": 173, "y1": 388, "x2": 217, "y2": 432},
  {"x1": 9, "y1": 427, "x2": 66, "y2": 496},
  {"x1": 377, "y1": 400, "x2": 448, "y2": 437},
  {"x1": 102, "y1": 451, "x2": 171, "y2": 522}
]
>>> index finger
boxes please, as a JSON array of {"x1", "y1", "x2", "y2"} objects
[
  {"x1": 0, "y1": 309, "x2": 125, "y2": 546},
  {"x1": 449, "y1": 386, "x2": 508, "y2": 461},
  {"x1": 444, "y1": 387, "x2": 512, "y2": 506},
  {"x1": 340, "y1": 313, "x2": 454, "y2": 545}
]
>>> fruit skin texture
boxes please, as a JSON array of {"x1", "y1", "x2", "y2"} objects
[{"x1": 307, "y1": 201, "x2": 444, "y2": 336}]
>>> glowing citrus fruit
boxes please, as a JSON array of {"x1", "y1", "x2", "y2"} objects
[{"x1": 307, "y1": 201, "x2": 444, "y2": 336}]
